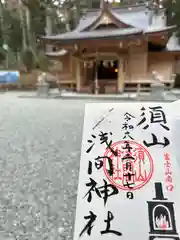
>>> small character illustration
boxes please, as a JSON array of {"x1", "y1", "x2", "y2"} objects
[{"x1": 147, "y1": 182, "x2": 179, "y2": 240}]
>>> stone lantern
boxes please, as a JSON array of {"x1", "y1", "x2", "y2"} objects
[
  {"x1": 151, "y1": 71, "x2": 165, "y2": 100},
  {"x1": 36, "y1": 72, "x2": 50, "y2": 97}
]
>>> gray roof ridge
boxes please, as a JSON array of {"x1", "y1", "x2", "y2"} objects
[
  {"x1": 42, "y1": 25, "x2": 176, "y2": 39},
  {"x1": 145, "y1": 25, "x2": 176, "y2": 33}
]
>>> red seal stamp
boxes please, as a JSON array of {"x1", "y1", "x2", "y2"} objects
[{"x1": 103, "y1": 140, "x2": 154, "y2": 191}]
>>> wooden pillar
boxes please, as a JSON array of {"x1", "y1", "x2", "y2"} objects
[
  {"x1": 94, "y1": 61, "x2": 99, "y2": 95},
  {"x1": 117, "y1": 58, "x2": 124, "y2": 93},
  {"x1": 76, "y1": 59, "x2": 81, "y2": 92},
  {"x1": 94, "y1": 50, "x2": 99, "y2": 95}
]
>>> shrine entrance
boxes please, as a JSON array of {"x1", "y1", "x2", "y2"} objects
[
  {"x1": 92, "y1": 59, "x2": 119, "y2": 94},
  {"x1": 82, "y1": 52, "x2": 123, "y2": 94},
  {"x1": 97, "y1": 60, "x2": 118, "y2": 80}
]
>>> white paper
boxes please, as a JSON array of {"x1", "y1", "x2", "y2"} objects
[{"x1": 73, "y1": 103, "x2": 180, "y2": 240}]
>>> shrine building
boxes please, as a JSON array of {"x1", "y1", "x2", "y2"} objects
[{"x1": 41, "y1": 0, "x2": 180, "y2": 94}]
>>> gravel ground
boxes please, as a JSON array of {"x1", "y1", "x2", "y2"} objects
[
  {"x1": 0, "y1": 92, "x2": 175, "y2": 240},
  {"x1": 0, "y1": 93, "x2": 89, "y2": 240}
]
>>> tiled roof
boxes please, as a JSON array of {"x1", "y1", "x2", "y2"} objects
[
  {"x1": 75, "y1": 5, "x2": 149, "y2": 32},
  {"x1": 145, "y1": 25, "x2": 176, "y2": 33},
  {"x1": 42, "y1": 26, "x2": 175, "y2": 41},
  {"x1": 44, "y1": 3, "x2": 180, "y2": 52},
  {"x1": 43, "y1": 3, "x2": 170, "y2": 41},
  {"x1": 110, "y1": 6, "x2": 149, "y2": 29},
  {"x1": 75, "y1": 10, "x2": 101, "y2": 32},
  {"x1": 43, "y1": 28, "x2": 142, "y2": 41}
]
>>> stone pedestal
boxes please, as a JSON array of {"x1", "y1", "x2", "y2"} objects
[
  {"x1": 37, "y1": 82, "x2": 50, "y2": 97},
  {"x1": 150, "y1": 82, "x2": 165, "y2": 100}
]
